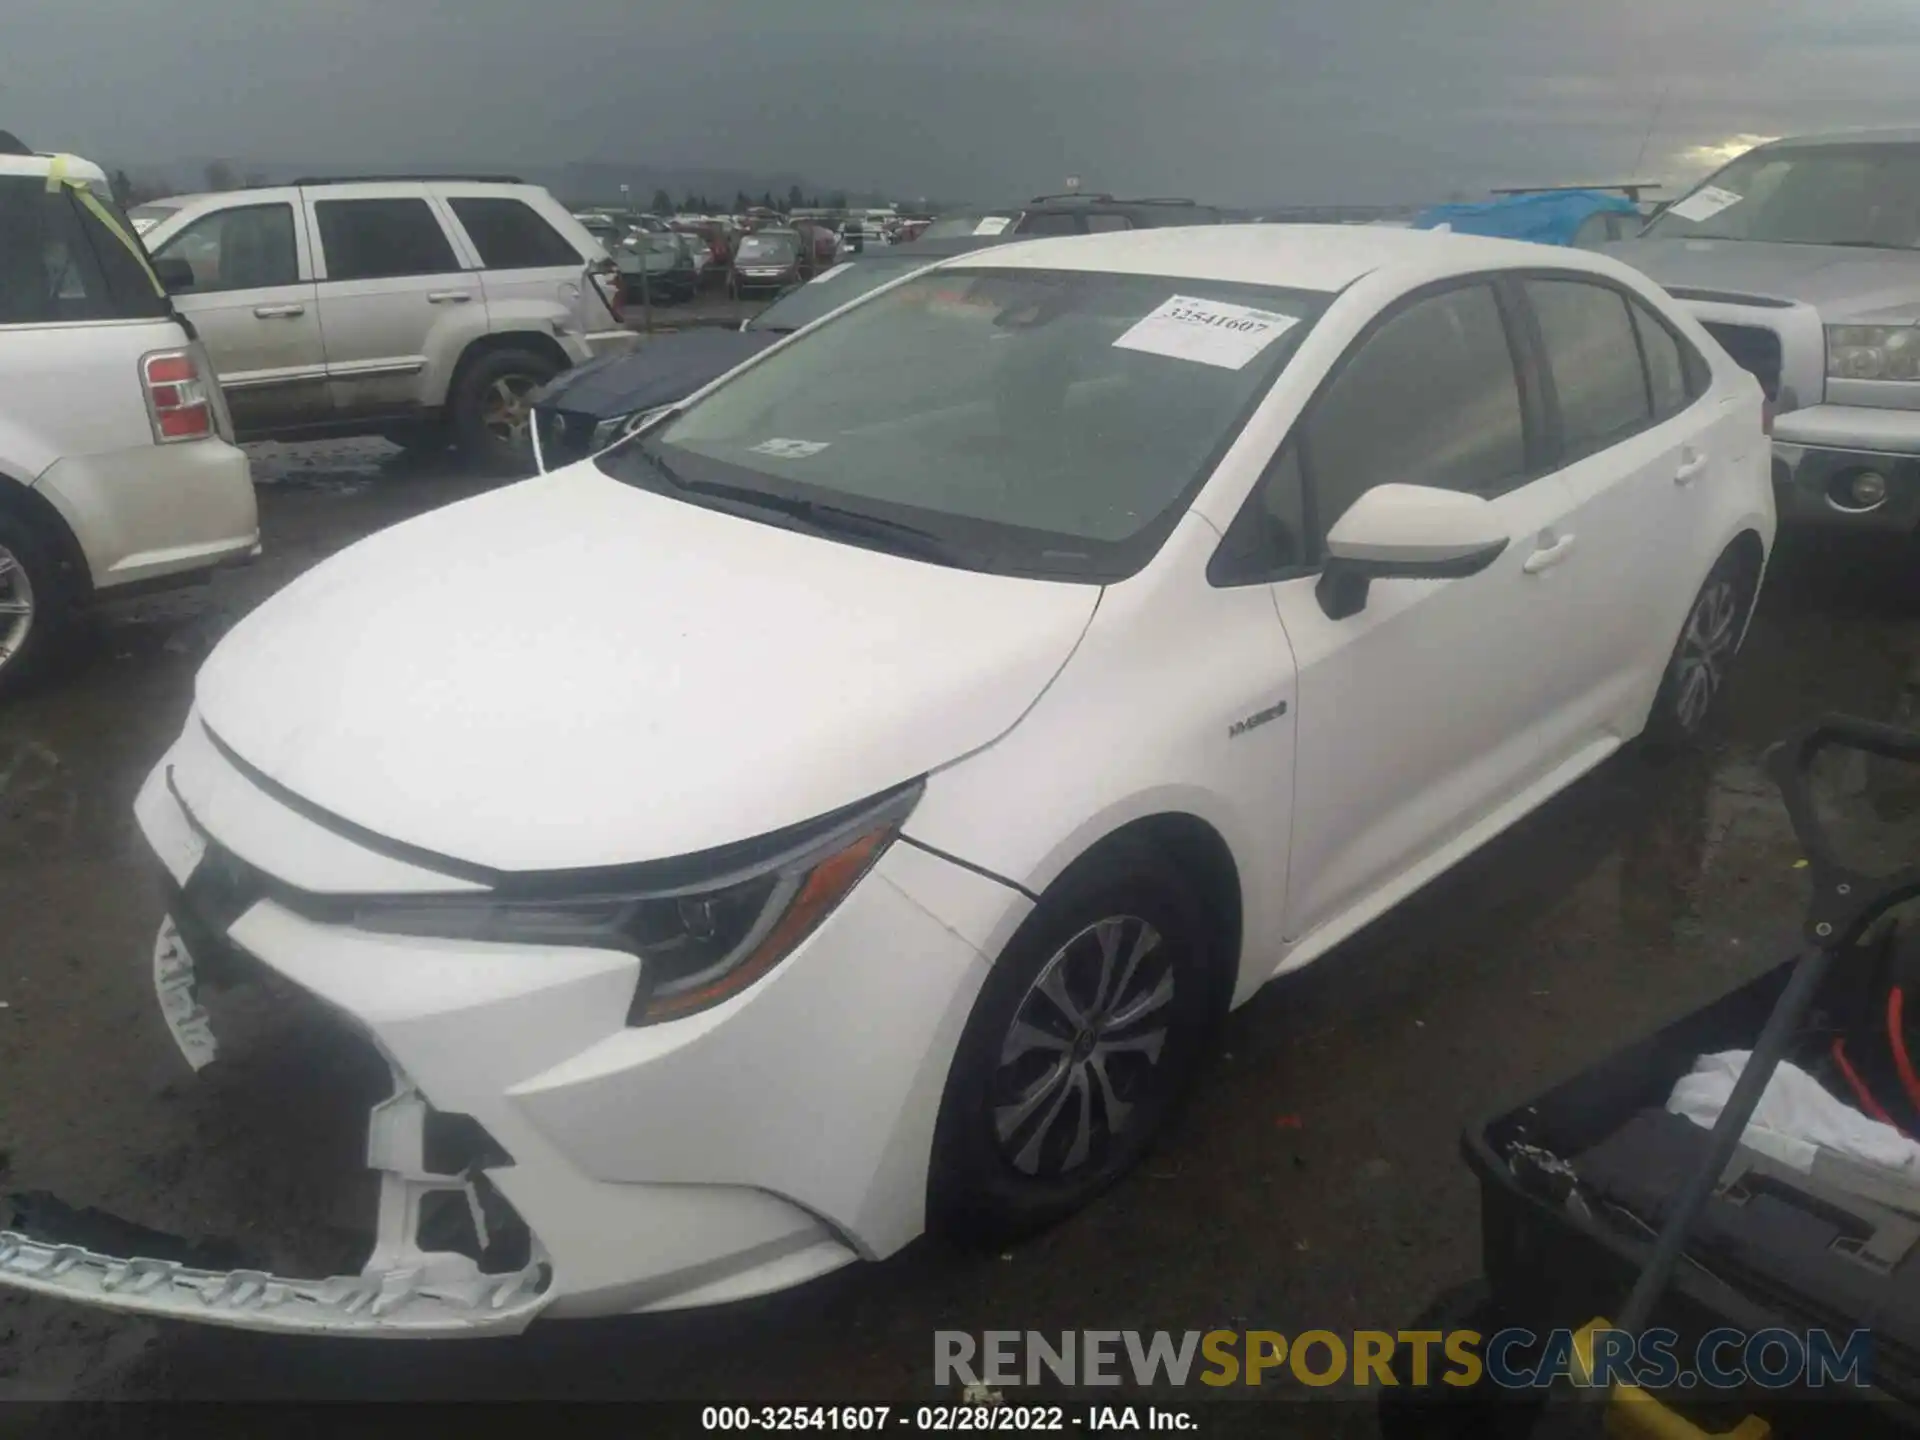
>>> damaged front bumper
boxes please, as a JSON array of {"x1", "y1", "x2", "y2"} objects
[
  {"x1": 3, "y1": 711, "x2": 1017, "y2": 1334},
  {"x1": 0, "y1": 1226, "x2": 549, "y2": 1337},
  {"x1": 2, "y1": 920, "x2": 555, "y2": 1337}
]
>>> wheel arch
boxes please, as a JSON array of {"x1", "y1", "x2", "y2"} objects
[
  {"x1": 1020, "y1": 810, "x2": 1245, "y2": 1018},
  {"x1": 446, "y1": 332, "x2": 573, "y2": 410},
  {"x1": 0, "y1": 467, "x2": 93, "y2": 602}
]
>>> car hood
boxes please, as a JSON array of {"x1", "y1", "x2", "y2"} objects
[
  {"x1": 533, "y1": 329, "x2": 778, "y2": 421},
  {"x1": 1607, "y1": 238, "x2": 1920, "y2": 322},
  {"x1": 193, "y1": 466, "x2": 1099, "y2": 874}
]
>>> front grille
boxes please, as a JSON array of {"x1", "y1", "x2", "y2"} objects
[{"x1": 1700, "y1": 322, "x2": 1783, "y2": 401}]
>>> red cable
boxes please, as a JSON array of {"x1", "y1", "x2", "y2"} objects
[
  {"x1": 1889, "y1": 986, "x2": 1920, "y2": 1122},
  {"x1": 1832, "y1": 1035, "x2": 1897, "y2": 1126}
]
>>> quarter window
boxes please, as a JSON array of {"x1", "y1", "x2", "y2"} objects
[
  {"x1": 1630, "y1": 298, "x2": 1694, "y2": 420},
  {"x1": 314, "y1": 198, "x2": 459, "y2": 281},
  {"x1": 1525, "y1": 278, "x2": 1651, "y2": 457},
  {"x1": 151, "y1": 204, "x2": 298, "y2": 292},
  {"x1": 448, "y1": 197, "x2": 581, "y2": 270},
  {"x1": 1303, "y1": 283, "x2": 1527, "y2": 537}
]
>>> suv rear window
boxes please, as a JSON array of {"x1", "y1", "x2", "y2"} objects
[
  {"x1": 448, "y1": 197, "x2": 582, "y2": 269},
  {"x1": 314, "y1": 198, "x2": 459, "y2": 281},
  {"x1": 0, "y1": 176, "x2": 168, "y2": 325}
]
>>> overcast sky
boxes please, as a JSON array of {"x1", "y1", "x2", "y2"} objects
[{"x1": 7, "y1": 0, "x2": 1920, "y2": 205}]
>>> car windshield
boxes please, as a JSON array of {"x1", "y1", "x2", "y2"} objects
[
  {"x1": 746, "y1": 254, "x2": 935, "y2": 332},
  {"x1": 599, "y1": 267, "x2": 1329, "y2": 581},
  {"x1": 920, "y1": 214, "x2": 1016, "y2": 240},
  {"x1": 737, "y1": 234, "x2": 798, "y2": 261},
  {"x1": 1643, "y1": 143, "x2": 1920, "y2": 249}
]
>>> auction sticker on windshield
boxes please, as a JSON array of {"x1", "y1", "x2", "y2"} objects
[
  {"x1": 1667, "y1": 185, "x2": 1744, "y2": 223},
  {"x1": 750, "y1": 438, "x2": 831, "y2": 458},
  {"x1": 972, "y1": 216, "x2": 1013, "y2": 236},
  {"x1": 1113, "y1": 295, "x2": 1301, "y2": 371}
]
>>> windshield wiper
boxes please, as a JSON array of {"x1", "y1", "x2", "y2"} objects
[{"x1": 641, "y1": 460, "x2": 972, "y2": 563}]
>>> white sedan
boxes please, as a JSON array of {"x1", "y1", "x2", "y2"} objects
[{"x1": 1, "y1": 227, "x2": 1772, "y2": 1335}]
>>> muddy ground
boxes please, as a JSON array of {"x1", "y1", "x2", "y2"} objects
[{"x1": 3, "y1": 446, "x2": 1920, "y2": 1425}]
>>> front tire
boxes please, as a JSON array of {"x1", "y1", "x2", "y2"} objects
[
  {"x1": 929, "y1": 843, "x2": 1222, "y2": 1241},
  {"x1": 1644, "y1": 543, "x2": 1759, "y2": 749},
  {"x1": 450, "y1": 348, "x2": 559, "y2": 475},
  {"x1": 0, "y1": 509, "x2": 72, "y2": 700}
]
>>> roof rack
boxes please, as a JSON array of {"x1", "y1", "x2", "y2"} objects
[
  {"x1": 1491, "y1": 181, "x2": 1662, "y2": 202},
  {"x1": 1029, "y1": 192, "x2": 1116, "y2": 203},
  {"x1": 287, "y1": 174, "x2": 525, "y2": 187},
  {"x1": 1122, "y1": 197, "x2": 1202, "y2": 206}
]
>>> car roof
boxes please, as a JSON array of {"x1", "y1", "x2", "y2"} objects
[
  {"x1": 1765, "y1": 128, "x2": 1920, "y2": 149},
  {"x1": 0, "y1": 152, "x2": 108, "y2": 185},
  {"x1": 947, "y1": 223, "x2": 1624, "y2": 293}
]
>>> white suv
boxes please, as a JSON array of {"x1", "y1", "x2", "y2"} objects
[
  {"x1": 133, "y1": 177, "x2": 634, "y2": 471},
  {"x1": 0, "y1": 139, "x2": 258, "y2": 696}
]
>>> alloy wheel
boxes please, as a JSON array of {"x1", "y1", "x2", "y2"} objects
[
  {"x1": 480, "y1": 375, "x2": 539, "y2": 446},
  {"x1": 990, "y1": 915, "x2": 1175, "y2": 1178},
  {"x1": 1673, "y1": 577, "x2": 1740, "y2": 733},
  {"x1": 0, "y1": 543, "x2": 35, "y2": 669}
]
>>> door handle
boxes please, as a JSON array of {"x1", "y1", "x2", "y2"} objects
[
  {"x1": 1675, "y1": 449, "x2": 1710, "y2": 485},
  {"x1": 427, "y1": 291, "x2": 474, "y2": 304},
  {"x1": 252, "y1": 303, "x2": 305, "y2": 318},
  {"x1": 1523, "y1": 533, "x2": 1577, "y2": 574}
]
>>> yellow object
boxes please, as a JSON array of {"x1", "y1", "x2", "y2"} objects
[
  {"x1": 41, "y1": 153, "x2": 164, "y2": 297},
  {"x1": 1571, "y1": 1320, "x2": 1771, "y2": 1440}
]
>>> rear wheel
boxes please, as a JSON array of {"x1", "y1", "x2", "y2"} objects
[
  {"x1": 450, "y1": 348, "x2": 559, "y2": 475},
  {"x1": 0, "y1": 509, "x2": 73, "y2": 700},
  {"x1": 1644, "y1": 543, "x2": 1759, "y2": 749},
  {"x1": 929, "y1": 843, "x2": 1222, "y2": 1240}
]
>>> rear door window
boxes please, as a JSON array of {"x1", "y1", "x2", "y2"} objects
[
  {"x1": 314, "y1": 198, "x2": 460, "y2": 281},
  {"x1": 447, "y1": 197, "x2": 582, "y2": 270},
  {"x1": 1523, "y1": 278, "x2": 1653, "y2": 458},
  {"x1": 0, "y1": 176, "x2": 167, "y2": 324}
]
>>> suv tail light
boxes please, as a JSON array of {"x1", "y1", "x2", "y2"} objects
[{"x1": 141, "y1": 350, "x2": 214, "y2": 443}]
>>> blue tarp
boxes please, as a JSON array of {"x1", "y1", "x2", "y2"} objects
[{"x1": 1409, "y1": 190, "x2": 1640, "y2": 246}]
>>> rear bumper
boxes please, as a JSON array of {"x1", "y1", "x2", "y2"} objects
[
  {"x1": 1770, "y1": 404, "x2": 1920, "y2": 532},
  {"x1": 0, "y1": 715, "x2": 1016, "y2": 1335},
  {"x1": 32, "y1": 438, "x2": 259, "y2": 592}
]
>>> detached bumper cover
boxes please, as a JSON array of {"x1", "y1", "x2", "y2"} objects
[{"x1": 0, "y1": 1232, "x2": 549, "y2": 1337}]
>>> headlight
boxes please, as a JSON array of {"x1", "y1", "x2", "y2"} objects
[
  {"x1": 350, "y1": 783, "x2": 920, "y2": 1025},
  {"x1": 591, "y1": 404, "x2": 674, "y2": 450},
  {"x1": 1827, "y1": 324, "x2": 1920, "y2": 381}
]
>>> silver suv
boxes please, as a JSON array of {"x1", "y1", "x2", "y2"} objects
[
  {"x1": 1609, "y1": 131, "x2": 1920, "y2": 532},
  {"x1": 133, "y1": 177, "x2": 635, "y2": 470}
]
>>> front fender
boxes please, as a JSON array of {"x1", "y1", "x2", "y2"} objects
[{"x1": 901, "y1": 517, "x2": 1298, "y2": 1006}]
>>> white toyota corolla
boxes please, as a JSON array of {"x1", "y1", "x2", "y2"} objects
[{"x1": 2, "y1": 227, "x2": 1773, "y2": 1335}]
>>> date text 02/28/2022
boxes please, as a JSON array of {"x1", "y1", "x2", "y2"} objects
[{"x1": 700, "y1": 1405, "x2": 1197, "y2": 1432}]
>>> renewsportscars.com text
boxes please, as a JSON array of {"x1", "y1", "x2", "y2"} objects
[{"x1": 935, "y1": 1327, "x2": 1873, "y2": 1391}]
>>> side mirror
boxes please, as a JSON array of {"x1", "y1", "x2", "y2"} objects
[
  {"x1": 1315, "y1": 483, "x2": 1509, "y2": 620},
  {"x1": 152, "y1": 256, "x2": 195, "y2": 293}
]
